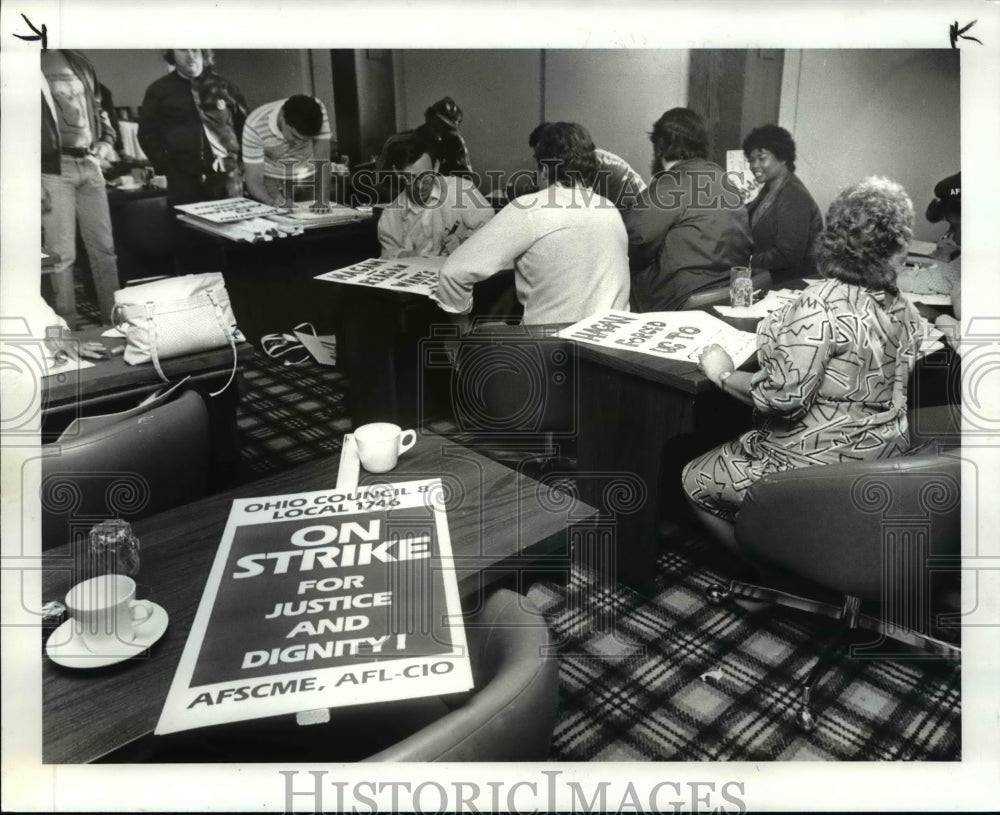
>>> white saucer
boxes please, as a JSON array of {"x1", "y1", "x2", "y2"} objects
[{"x1": 46, "y1": 602, "x2": 169, "y2": 669}]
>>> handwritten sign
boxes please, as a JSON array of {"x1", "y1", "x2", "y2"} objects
[
  {"x1": 314, "y1": 256, "x2": 443, "y2": 297},
  {"x1": 558, "y1": 309, "x2": 759, "y2": 368},
  {"x1": 155, "y1": 479, "x2": 472, "y2": 736},
  {"x1": 175, "y1": 197, "x2": 280, "y2": 224}
]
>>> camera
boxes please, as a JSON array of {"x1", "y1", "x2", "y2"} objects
[{"x1": 418, "y1": 321, "x2": 577, "y2": 438}]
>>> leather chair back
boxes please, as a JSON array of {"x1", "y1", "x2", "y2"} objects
[
  {"x1": 40, "y1": 389, "x2": 211, "y2": 549},
  {"x1": 365, "y1": 589, "x2": 559, "y2": 761},
  {"x1": 452, "y1": 322, "x2": 574, "y2": 438},
  {"x1": 735, "y1": 407, "x2": 961, "y2": 607}
]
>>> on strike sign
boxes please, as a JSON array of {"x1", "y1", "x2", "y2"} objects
[{"x1": 155, "y1": 479, "x2": 472, "y2": 736}]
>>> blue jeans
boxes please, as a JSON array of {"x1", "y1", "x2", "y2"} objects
[{"x1": 42, "y1": 155, "x2": 120, "y2": 327}]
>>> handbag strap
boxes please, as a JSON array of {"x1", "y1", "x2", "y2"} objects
[
  {"x1": 144, "y1": 291, "x2": 239, "y2": 397},
  {"x1": 206, "y1": 289, "x2": 238, "y2": 397},
  {"x1": 145, "y1": 302, "x2": 170, "y2": 385}
]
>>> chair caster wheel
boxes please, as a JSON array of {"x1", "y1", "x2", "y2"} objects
[
  {"x1": 796, "y1": 707, "x2": 817, "y2": 732},
  {"x1": 706, "y1": 584, "x2": 731, "y2": 605}
]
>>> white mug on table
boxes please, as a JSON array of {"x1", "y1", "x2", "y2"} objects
[
  {"x1": 353, "y1": 422, "x2": 416, "y2": 473},
  {"x1": 65, "y1": 574, "x2": 154, "y2": 654}
]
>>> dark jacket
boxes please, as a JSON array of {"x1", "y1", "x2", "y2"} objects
[
  {"x1": 137, "y1": 69, "x2": 248, "y2": 181},
  {"x1": 41, "y1": 50, "x2": 116, "y2": 175},
  {"x1": 625, "y1": 158, "x2": 752, "y2": 312},
  {"x1": 746, "y1": 173, "x2": 823, "y2": 281}
]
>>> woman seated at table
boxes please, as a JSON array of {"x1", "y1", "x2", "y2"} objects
[
  {"x1": 742, "y1": 124, "x2": 823, "y2": 281},
  {"x1": 682, "y1": 176, "x2": 955, "y2": 553},
  {"x1": 435, "y1": 121, "x2": 630, "y2": 325},
  {"x1": 377, "y1": 126, "x2": 494, "y2": 259},
  {"x1": 625, "y1": 108, "x2": 752, "y2": 312}
]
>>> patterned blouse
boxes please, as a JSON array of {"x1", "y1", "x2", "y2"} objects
[{"x1": 684, "y1": 277, "x2": 934, "y2": 519}]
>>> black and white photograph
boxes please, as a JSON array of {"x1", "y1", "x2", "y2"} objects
[{"x1": 2, "y1": 1, "x2": 998, "y2": 811}]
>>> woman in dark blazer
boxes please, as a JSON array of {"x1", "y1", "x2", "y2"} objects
[{"x1": 743, "y1": 125, "x2": 823, "y2": 282}]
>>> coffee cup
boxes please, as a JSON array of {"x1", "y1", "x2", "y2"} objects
[
  {"x1": 730, "y1": 266, "x2": 753, "y2": 308},
  {"x1": 354, "y1": 422, "x2": 416, "y2": 473},
  {"x1": 65, "y1": 574, "x2": 153, "y2": 654}
]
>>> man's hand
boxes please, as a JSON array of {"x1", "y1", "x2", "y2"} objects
[
  {"x1": 45, "y1": 327, "x2": 111, "y2": 362},
  {"x1": 94, "y1": 141, "x2": 117, "y2": 171}
]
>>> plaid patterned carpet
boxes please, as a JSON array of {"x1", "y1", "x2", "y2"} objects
[{"x1": 74, "y1": 279, "x2": 961, "y2": 762}]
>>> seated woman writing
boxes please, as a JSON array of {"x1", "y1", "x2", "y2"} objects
[
  {"x1": 377, "y1": 126, "x2": 493, "y2": 259},
  {"x1": 742, "y1": 124, "x2": 823, "y2": 282},
  {"x1": 681, "y1": 176, "x2": 955, "y2": 554},
  {"x1": 436, "y1": 121, "x2": 630, "y2": 325}
]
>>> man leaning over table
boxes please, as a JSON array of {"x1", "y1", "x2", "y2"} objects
[
  {"x1": 377, "y1": 126, "x2": 494, "y2": 259},
  {"x1": 41, "y1": 49, "x2": 120, "y2": 329},
  {"x1": 242, "y1": 94, "x2": 333, "y2": 208}
]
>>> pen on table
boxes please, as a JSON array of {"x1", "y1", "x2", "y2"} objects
[{"x1": 110, "y1": 345, "x2": 125, "y2": 357}]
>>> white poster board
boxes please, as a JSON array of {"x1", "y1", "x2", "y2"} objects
[
  {"x1": 155, "y1": 478, "x2": 472, "y2": 736},
  {"x1": 314, "y1": 256, "x2": 443, "y2": 297},
  {"x1": 174, "y1": 197, "x2": 280, "y2": 224},
  {"x1": 558, "y1": 309, "x2": 759, "y2": 368},
  {"x1": 725, "y1": 150, "x2": 762, "y2": 205}
]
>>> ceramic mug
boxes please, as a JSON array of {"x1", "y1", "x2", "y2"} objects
[
  {"x1": 354, "y1": 422, "x2": 416, "y2": 473},
  {"x1": 65, "y1": 574, "x2": 153, "y2": 654}
]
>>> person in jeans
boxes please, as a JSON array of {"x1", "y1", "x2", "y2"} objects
[{"x1": 41, "y1": 49, "x2": 120, "y2": 327}]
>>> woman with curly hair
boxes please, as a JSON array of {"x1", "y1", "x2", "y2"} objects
[
  {"x1": 742, "y1": 124, "x2": 823, "y2": 281},
  {"x1": 437, "y1": 122, "x2": 629, "y2": 324},
  {"x1": 625, "y1": 107, "x2": 752, "y2": 311},
  {"x1": 681, "y1": 177, "x2": 955, "y2": 552}
]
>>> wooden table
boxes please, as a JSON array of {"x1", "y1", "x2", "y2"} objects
[
  {"x1": 41, "y1": 432, "x2": 596, "y2": 764},
  {"x1": 179, "y1": 217, "x2": 380, "y2": 345},
  {"x1": 42, "y1": 327, "x2": 255, "y2": 487},
  {"x1": 571, "y1": 339, "x2": 753, "y2": 592}
]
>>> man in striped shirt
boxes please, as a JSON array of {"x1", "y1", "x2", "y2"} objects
[{"x1": 242, "y1": 95, "x2": 332, "y2": 206}]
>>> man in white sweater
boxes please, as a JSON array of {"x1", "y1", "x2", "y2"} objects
[{"x1": 437, "y1": 122, "x2": 630, "y2": 325}]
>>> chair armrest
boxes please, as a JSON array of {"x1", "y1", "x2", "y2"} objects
[{"x1": 735, "y1": 454, "x2": 960, "y2": 601}]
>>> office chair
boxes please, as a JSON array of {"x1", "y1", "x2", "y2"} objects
[
  {"x1": 451, "y1": 320, "x2": 575, "y2": 476},
  {"x1": 365, "y1": 588, "x2": 559, "y2": 761},
  {"x1": 40, "y1": 388, "x2": 212, "y2": 550},
  {"x1": 703, "y1": 406, "x2": 961, "y2": 731},
  {"x1": 678, "y1": 270, "x2": 773, "y2": 310}
]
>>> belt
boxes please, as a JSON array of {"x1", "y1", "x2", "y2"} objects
[{"x1": 61, "y1": 147, "x2": 91, "y2": 158}]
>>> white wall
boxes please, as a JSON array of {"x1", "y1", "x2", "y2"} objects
[
  {"x1": 84, "y1": 49, "x2": 334, "y2": 134},
  {"x1": 780, "y1": 49, "x2": 960, "y2": 242},
  {"x1": 544, "y1": 50, "x2": 689, "y2": 182},
  {"x1": 394, "y1": 49, "x2": 543, "y2": 189},
  {"x1": 393, "y1": 49, "x2": 688, "y2": 193}
]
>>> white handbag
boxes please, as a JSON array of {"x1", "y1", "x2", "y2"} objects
[{"x1": 112, "y1": 273, "x2": 244, "y2": 395}]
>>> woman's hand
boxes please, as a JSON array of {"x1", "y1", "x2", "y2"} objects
[{"x1": 698, "y1": 344, "x2": 736, "y2": 384}]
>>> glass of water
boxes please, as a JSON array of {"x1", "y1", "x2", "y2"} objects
[
  {"x1": 87, "y1": 519, "x2": 142, "y2": 577},
  {"x1": 730, "y1": 267, "x2": 753, "y2": 308}
]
